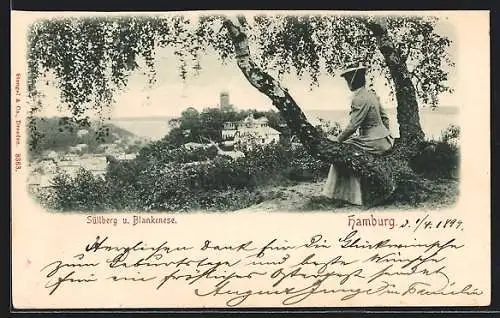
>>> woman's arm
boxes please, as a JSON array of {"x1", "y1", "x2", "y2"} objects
[
  {"x1": 337, "y1": 100, "x2": 370, "y2": 142},
  {"x1": 373, "y1": 91, "x2": 390, "y2": 130},
  {"x1": 379, "y1": 105, "x2": 390, "y2": 130}
]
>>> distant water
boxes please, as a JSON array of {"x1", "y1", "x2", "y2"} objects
[
  {"x1": 306, "y1": 106, "x2": 459, "y2": 140},
  {"x1": 110, "y1": 107, "x2": 459, "y2": 141},
  {"x1": 110, "y1": 118, "x2": 173, "y2": 141}
]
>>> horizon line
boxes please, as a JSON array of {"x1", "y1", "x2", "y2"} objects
[{"x1": 33, "y1": 105, "x2": 459, "y2": 120}]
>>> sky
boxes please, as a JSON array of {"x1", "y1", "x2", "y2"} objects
[{"x1": 33, "y1": 13, "x2": 459, "y2": 119}]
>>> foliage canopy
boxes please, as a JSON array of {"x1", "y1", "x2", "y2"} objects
[{"x1": 27, "y1": 13, "x2": 454, "y2": 123}]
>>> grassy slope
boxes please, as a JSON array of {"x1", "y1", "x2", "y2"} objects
[{"x1": 238, "y1": 178, "x2": 459, "y2": 212}]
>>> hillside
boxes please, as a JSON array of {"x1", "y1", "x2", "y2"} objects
[{"x1": 29, "y1": 117, "x2": 138, "y2": 157}]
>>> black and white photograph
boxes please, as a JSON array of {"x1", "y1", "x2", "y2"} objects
[
  {"x1": 11, "y1": 10, "x2": 490, "y2": 310},
  {"x1": 25, "y1": 12, "x2": 460, "y2": 213}
]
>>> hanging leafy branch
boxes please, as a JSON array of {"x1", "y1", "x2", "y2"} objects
[{"x1": 26, "y1": 13, "x2": 453, "y2": 121}]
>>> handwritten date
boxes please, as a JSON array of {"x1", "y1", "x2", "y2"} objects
[{"x1": 399, "y1": 214, "x2": 464, "y2": 232}]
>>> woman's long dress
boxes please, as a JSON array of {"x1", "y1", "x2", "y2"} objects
[{"x1": 322, "y1": 86, "x2": 394, "y2": 205}]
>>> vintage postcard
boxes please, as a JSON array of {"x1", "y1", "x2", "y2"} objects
[{"x1": 11, "y1": 10, "x2": 490, "y2": 309}]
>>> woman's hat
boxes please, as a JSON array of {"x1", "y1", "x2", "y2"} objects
[{"x1": 339, "y1": 62, "x2": 366, "y2": 77}]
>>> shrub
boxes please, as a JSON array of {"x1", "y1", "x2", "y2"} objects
[
  {"x1": 48, "y1": 169, "x2": 110, "y2": 211},
  {"x1": 410, "y1": 125, "x2": 460, "y2": 180},
  {"x1": 38, "y1": 140, "x2": 335, "y2": 211},
  {"x1": 441, "y1": 124, "x2": 460, "y2": 143},
  {"x1": 273, "y1": 144, "x2": 331, "y2": 182},
  {"x1": 137, "y1": 140, "x2": 218, "y2": 165},
  {"x1": 134, "y1": 162, "x2": 194, "y2": 211}
]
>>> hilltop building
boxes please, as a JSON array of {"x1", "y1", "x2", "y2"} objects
[{"x1": 221, "y1": 113, "x2": 281, "y2": 147}]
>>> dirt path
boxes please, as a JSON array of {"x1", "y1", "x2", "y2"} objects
[{"x1": 237, "y1": 178, "x2": 459, "y2": 213}]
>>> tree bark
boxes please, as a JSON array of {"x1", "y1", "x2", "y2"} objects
[
  {"x1": 222, "y1": 17, "x2": 424, "y2": 206},
  {"x1": 363, "y1": 17, "x2": 425, "y2": 154}
]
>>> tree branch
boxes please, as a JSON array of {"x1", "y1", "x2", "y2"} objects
[
  {"x1": 222, "y1": 17, "x2": 325, "y2": 154},
  {"x1": 222, "y1": 16, "x2": 402, "y2": 205}
]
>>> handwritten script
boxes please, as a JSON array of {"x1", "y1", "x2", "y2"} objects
[{"x1": 39, "y1": 227, "x2": 483, "y2": 307}]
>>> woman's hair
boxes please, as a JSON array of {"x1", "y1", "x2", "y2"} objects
[{"x1": 342, "y1": 69, "x2": 366, "y2": 90}]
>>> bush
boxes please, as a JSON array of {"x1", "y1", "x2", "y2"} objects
[
  {"x1": 441, "y1": 124, "x2": 460, "y2": 144},
  {"x1": 137, "y1": 139, "x2": 218, "y2": 165},
  {"x1": 410, "y1": 125, "x2": 460, "y2": 180},
  {"x1": 48, "y1": 169, "x2": 110, "y2": 211},
  {"x1": 37, "y1": 138, "x2": 336, "y2": 212},
  {"x1": 287, "y1": 149, "x2": 331, "y2": 182}
]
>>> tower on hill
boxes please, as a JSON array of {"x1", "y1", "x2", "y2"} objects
[{"x1": 220, "y1": 91, "x2": 231, "y2": 112}]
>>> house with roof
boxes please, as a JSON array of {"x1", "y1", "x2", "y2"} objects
[{"x1": 221, "y1": 113, "x2": 281, "y2": 147}]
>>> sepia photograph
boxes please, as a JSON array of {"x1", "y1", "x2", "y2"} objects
[
  {"x1": 11, "y1": 10, "x2": 490, "y2": 309},
  {"x1": 25, "y1": 12, "x2": 459, "y2": 213}
]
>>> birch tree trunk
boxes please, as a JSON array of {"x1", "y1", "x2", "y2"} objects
[
  {"x1": 363, "y1": 17, "x2": 425, "y2": 156},
  {"x1": 222, "y1": 18, "x2": 427, "y2": 206}
]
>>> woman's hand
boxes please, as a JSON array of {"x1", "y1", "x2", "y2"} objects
[{"x1": 328, "y1": 135, "x2": 339, "y2": 142}]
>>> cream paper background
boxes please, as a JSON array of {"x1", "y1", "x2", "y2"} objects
[{"x1": 11, "y1": 10, "x2": 490, "y2": 308}]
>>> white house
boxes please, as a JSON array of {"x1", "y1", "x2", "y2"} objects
[
  {"x1": 221, "y1": 114, "x2": 281, "y2": 147},
  {"x1": 77, "y1": 129, "x2": 89, "y2": 137},
  {"x1": 183, "y1": 142, "x2": 208, "y2": 150},
  {"x1": 115, "y1": 153, "x2": 137, "y2": 161},
  {"x1": 58, "y1": 155, "x2": 108, "y2": 177},
  {"x1": 68, "y1": 143, "x2": 88, "y2": 154},
  {"x1": 37, "y1": 159, "x2": 58, "y2": 174},
  {"x1": 98, "y1": 143, "x2": 121, "y2": 156},
  {"x1": 41, "y1": 150, "x2": 58, "y2": 160}
]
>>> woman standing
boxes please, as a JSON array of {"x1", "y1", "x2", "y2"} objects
[{"x1": 322, "y1": 62, "x2": 394, "y2": 205}]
